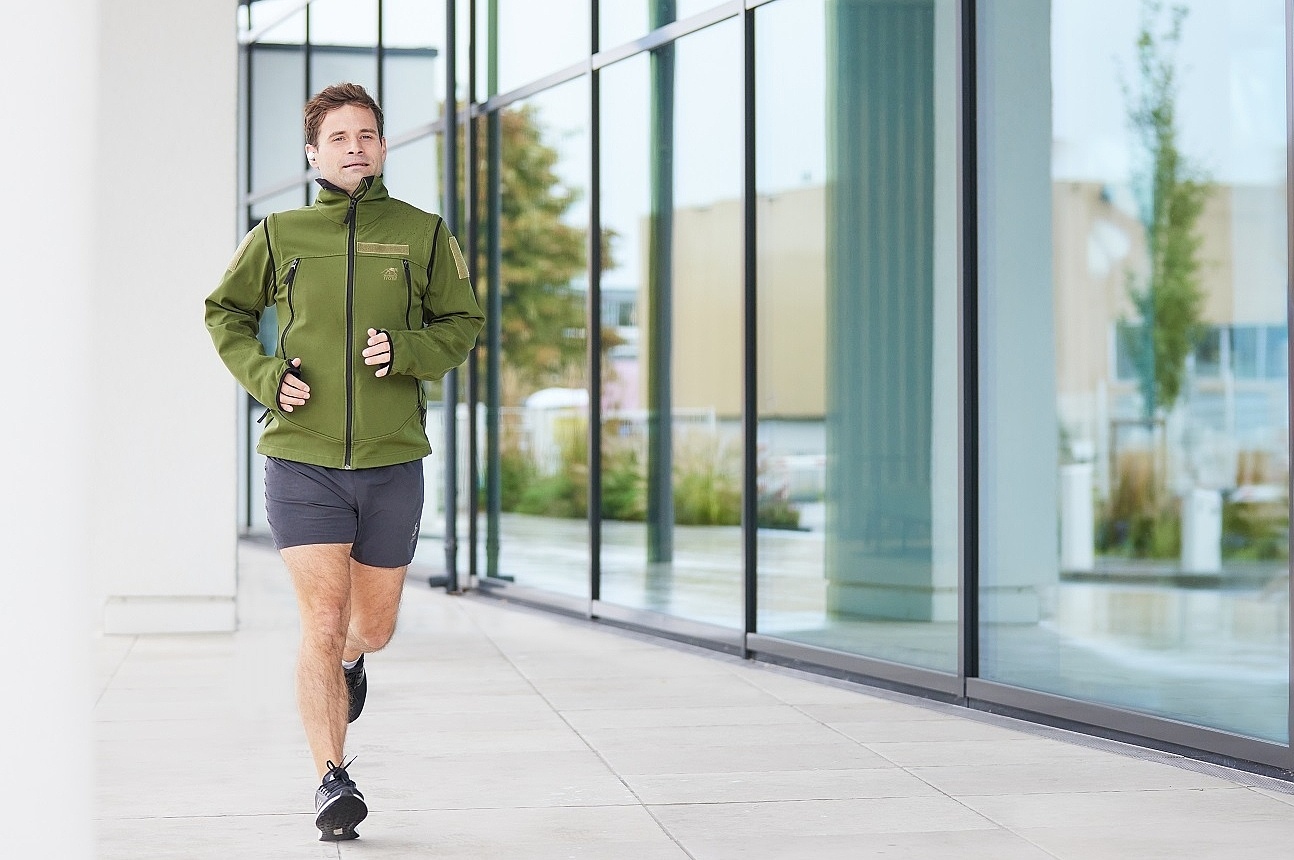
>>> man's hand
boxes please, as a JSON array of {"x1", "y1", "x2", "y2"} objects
[
  {"x1": 363, "y1": 328, "x2": 391, "y2": 377},
  {"x1": 278, "y1": 357, "x2": 310, "y2": 411}
]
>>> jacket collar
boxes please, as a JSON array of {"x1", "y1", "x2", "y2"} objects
[{"x1": 313, "y1": 174, "x2": 389, "y2": 225}]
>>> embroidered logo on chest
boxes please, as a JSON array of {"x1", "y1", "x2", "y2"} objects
[{"x1": 383, "y1": 267, "x2": 398, "y2": 281}]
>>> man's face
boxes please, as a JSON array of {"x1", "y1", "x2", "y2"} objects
[{"x1": 306, "y1": 103, "x2": 387, "y2": 194}]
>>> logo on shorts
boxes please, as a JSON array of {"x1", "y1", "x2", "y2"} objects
[{"x1": 383, "y1": 267, "x2": 398, "y2": 281}]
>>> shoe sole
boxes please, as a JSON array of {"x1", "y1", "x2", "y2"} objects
[{"x1": 316, "y1": 793, "x2": 367, "y2": 842}]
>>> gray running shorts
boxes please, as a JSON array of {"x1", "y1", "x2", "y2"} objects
[{"x1": 264, "y1": 457, "x2": 424, "y2": 568}]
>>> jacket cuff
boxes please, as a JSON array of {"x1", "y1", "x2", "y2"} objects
[{"x1": 273, "y1": 360, "x2": 301, "y2": 409}]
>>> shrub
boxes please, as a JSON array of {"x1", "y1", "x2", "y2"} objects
[
  {"x1": 495, "y1": 426, "x2": 803, "y2": 531},
  {"x1": 1097, "y1": 449, "x2": 1180, "y2": 559}
]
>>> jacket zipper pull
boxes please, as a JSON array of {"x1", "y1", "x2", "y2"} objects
[
  {"x1": 256, "y1": 408, "x2": 272, "y2": 424},
  {"x1": 345, "y1": 197, "x2": 358, "y2": 225}
]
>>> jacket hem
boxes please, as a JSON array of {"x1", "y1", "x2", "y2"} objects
[{"x1": 255, "y1": 442, "x2": 431, "y2": 470}]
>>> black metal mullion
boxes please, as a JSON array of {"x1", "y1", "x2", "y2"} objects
[
  {"x1": 466, "y1": 0, "x2": 481, "y2": 585},
  {"x1": 376, "y1": 0, "x2": 385, "y2": 106},
  {"x1": 956, "y1": 0, "x2": 980, "y2": 699},
  {"x1": 1284, "y1": 0, "x2": 1294, "y2": 759},
  {"x1": 443, "y1": 0, "x2": 461, "y2": 592},
  {"x1": 485, "y1": 0, "x2": 503, "y2": 581},
  {"x1": 740, "y1": 5, "x2": 757, "y2": 649},
  {"x1": 242, "y1": 40, "x2": 255, "y2": 532},
  {"x1": 588, "y1": 0, "x2": 603, "y2": 605}
]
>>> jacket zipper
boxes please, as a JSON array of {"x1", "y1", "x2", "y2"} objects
[
  {"x1": 403, "y1": 259, "x2": 423, "y2": 418},
  {"x1": 402, "y1": 259, "x2": 414, "y2": 327},
  {"x1": 278, "y1": 258, "x2": 300, "y2": 358},
  {"x1": 344, "y1": 195, "x2": 359, "y2": 469}
]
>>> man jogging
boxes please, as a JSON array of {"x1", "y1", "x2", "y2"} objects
[{"x1": 205, "y1": 82, "x2": 484, "y2": 842}]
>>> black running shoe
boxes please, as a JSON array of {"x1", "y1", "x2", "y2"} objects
[
  {"x1": 314, "y1": 758, "x2": 367, "y2": 842},
  {"x1": 345, "y1": 655, "x2": 367, "y2": 723}
]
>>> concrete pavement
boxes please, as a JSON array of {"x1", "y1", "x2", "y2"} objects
[{"x1": 93, "y1": 538, "x2": 1294, "y2": 858}]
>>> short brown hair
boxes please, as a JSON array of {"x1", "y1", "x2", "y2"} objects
[{"x1": 304, "y1": 83, "x2": 384, "y2": 146}]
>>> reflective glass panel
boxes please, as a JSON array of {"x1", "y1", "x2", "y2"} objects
[
  {"x1": 310, "y1": 49, "x2": 378, "y2": 100},
  {"x1": 249, "y1": 0, "x2": 306, "y2": 42},
  {"x1": 978, "y1": 0, "x2": 1290, "y2": 742},
  {"x1": 250, "y1": 43, "x2": 307, "y2": 190},
  {"x1": 381, "y1": 0, "x2": 442, "y2": 139},
  {"x1": 495, "y1": 0, "x2": 588, "y2": 95},
  {"x1": 754, "y1": 0, "x2": 961, "y2": 672},
  {"x1": 599, "y1": 19, "x2": 743, "y2": 629},
  {"x1": 490, "y1": 77, "x2": 591, "y2": 598},
  {"x1": 600, "y1": 1, "x2": 733, "y2": 50},
  {"x1": 309, "y1": 0, "x2": 378, "y2": 95},
  {"x1": 383, "y1": 135, "x2": 441, "y2": 215},
  {"x1": 309, "y1": 0, "x2": 379, "y2": 47}
]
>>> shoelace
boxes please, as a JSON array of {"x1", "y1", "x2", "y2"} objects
[{"x1": 323, "y1": 757, "x2": 357, "y2": 787}]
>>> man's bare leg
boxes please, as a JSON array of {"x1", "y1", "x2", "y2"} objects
[
  {"x1": 343, "y1": 559, "x2": 407, "y2": 663},
  {"x1": 281, "y1": 543, "x2": 353, "y2": 779}
]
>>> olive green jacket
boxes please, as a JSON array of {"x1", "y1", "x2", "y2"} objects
[{"x1": 205, "y1": 175, "x2": 484, "y2": 469}]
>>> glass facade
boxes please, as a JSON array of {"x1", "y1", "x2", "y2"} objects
[
  {"x1": 240, "y1": 0, "x2": 1293, "y2": 771},
  {"x1": 598, "y1": 18, "x2": 745, "y2": 629},
  {"x1": 977, "y1": 0, "x2": 1290, "y2": 745}
]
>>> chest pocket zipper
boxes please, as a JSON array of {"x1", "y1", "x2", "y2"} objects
[{"x1": 402, "y1": 259, "x2": 427, "y2": 420}]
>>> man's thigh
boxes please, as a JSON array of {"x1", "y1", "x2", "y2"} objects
[
  {"x1": 350, "y1": 460, "x2": 423, "y2": 569},
  {"x1": 264, "y1": 458, "x2": 359, "y2": 550},
  {"x1": 281, "y1": 543, "x2": 354, "y2": 621}
]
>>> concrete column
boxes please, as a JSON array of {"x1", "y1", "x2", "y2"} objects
[
  {"x1": 825, "y1": 0, "x2": 940, "y2": 620},
  {"x1": 92, "y1": 0, "x2": 239, "y2": 633},
  {"x1": 3, "y1": 2, "x2": 97, "y2": 854},
  {"x1": 976, "y1": 0, "x2": 1058, "y2": 622},
  {"x1": 928, "y1": 0, "x2": 961, "y2": 618}
]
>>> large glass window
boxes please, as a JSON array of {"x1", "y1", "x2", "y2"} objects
[
  {"x1": 753, "y1": 0, "x2": 961, "y2": 672},
  {"x1": 490, "y1": 77, "x2": 591, "y2": 598},
  {"x1": 978, "y1": 0, "x2": 1290, "y2": 742},
  {"x1": 599, "y1": 18, "x2": 744, "y2": 628}
]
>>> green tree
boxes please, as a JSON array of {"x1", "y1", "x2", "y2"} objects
[
  {"x1": 473, "y1": 104, "x2": 614, "y2": 405},
  {"x1": 1121, "y1": 0, "x2": 1210, "y2": 421}
]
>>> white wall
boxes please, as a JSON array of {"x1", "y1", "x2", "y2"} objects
[{"x1": 92, "y1": 0, "x2": 239, "y2": 633}]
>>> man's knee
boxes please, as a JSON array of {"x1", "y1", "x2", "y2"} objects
[
  {"x1": 301, "y1": 603, "x2": 350, "y2": 642},
  {"x1": 349, "y1": 616, "x2": 396, "y2": 653}
]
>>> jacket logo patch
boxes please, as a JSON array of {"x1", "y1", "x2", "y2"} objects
[
  {"x1": 383, "y1": 267, "x2": 398, "y2": 281},
  {"x1": 226, "y1": 228, "x2": 257, "y2": 273},
  {"x1": 357, "y1": 242, "x2": 410, "y2": 256},
  {"x1": 449, "y1": 236, "x2": 470, "y2": 280}
]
